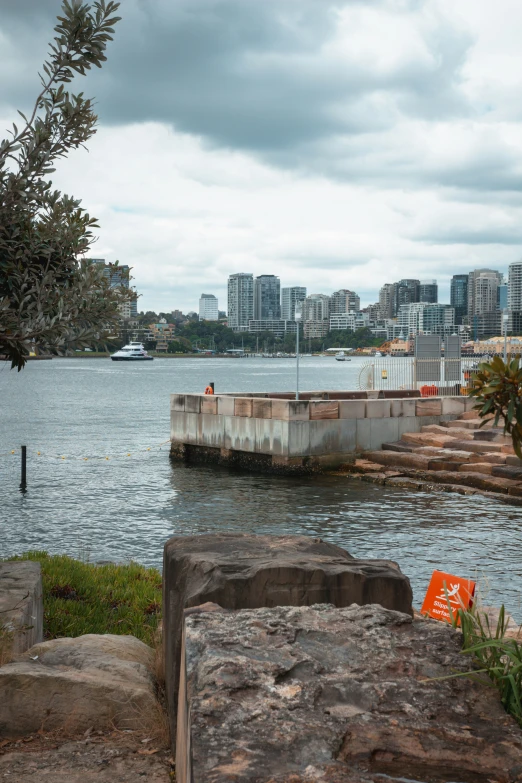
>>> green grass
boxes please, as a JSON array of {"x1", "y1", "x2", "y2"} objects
[{"x1": 7, "y1": 552, "x2": 162, "y2": 647}]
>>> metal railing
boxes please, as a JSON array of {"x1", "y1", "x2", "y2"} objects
[{"x1": 357, "y1": 357, "x2": 480, "y2": 396}]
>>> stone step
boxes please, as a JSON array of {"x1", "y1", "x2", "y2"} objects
[
  {"x1": 473, "y1": 430, "x2": 512, "y2": 444},
  {"x1": 428, "y1": 459, "x2": 467, "y2": 471},
  {"x1": 469, "y1": 453, "x2": 507, "y2": 465},
  {"x1": 458, "y1": 411, "x2": 481, "y2": 420},
  {"x1": 446, "y1": 419, "x2": 480, "y2": 430},
  {"x1": 402, "y1": 432, "x2": 456, "y2": 448},
  {"x1": 491, "y1": 465, "x2": 522, "y2": 481},
  {"x1": 364, "y1": 451, "x2": 431, "y2": 470},
  {"x1": 445, "y1": 440, "x2": 504, "y2": 453},
  {"x1": 506, "y1": 455, "x2": 522, "y2": 467},
  {"x1": 457, "y1": 462, "x2": 492, "y2": 475},
  {"x1": 422, "y1": 425, "x2": 474, "y2": 440},
  {"x1": 415, "y1": 447, "x2": 473, "y2": 460},
  {"x1": 421, "y1": 470, "x2": 522, "y2": 495},
  {"x1": 381, "y1": 441, "x2": 415, "y2": 453}
]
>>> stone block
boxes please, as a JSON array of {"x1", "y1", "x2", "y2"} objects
[
  {"x1": 163, "y1": 534, "x2": 413, "y2": 741},
  {"x1": 200, "y1": 395, "x2": 218, "y2": 415},
  {"x1": 0, "y1": 635, "x2": 158, "y2": 737},
  {"x1": 446, "y1": 440, "x2": 503, "y2": 453},
  {"x1": 308, "y1": 419, "x2": 356, "y2": 455},
  {"x1": 309, "y1": 401, "x2": 339, "y2": 420},
  {"x1": 170, "y1": 412, "x2": 200, "y2": 444},
  {"x1": 255, "y1": 418, "x2": 287, "y2": 456},
  {"x1": 287, "y1": 420, "x2": 311, "y2": 457},
  {"x1": 397, "y1": 416, "x2": 421, "y2": 437},
  {"x1": 271, "y1": 399, "x2": 309, "y2": 421},
  {"x1": 492, "y1": 465, "x2": 522, "y2": 480},
  {"x1": 339, "y1": 400, "x2": 366, "y2": 419},
  {"x1": 170, "y1": 394, "x2": 185, "y2": 412},
  {"x1": 441, "y1": 397, "x2": 467, "y2": 415},
  {"x1": 177, "y1": 604, "x2": 522, "y2": 782},
  {"x1": 458, "y1": 462, "x2": 492, "y2": 474},
  {"x1": 197, "y1": 414, "x2": 225, "y2": 449},
  {"x1": 369, "y1": 417, "x2": 400, "y2": 449},
  {"x1": 217, "y1": 395, "x2": 235, "y2": 416},
  {"x1": 390, "y1": 399, "x2": 416, "y2": 417},
  {"x1": 252, "y1": 398, "x2": 272, "y2": 419},
  {"x1": 223, "y1": 416, "x2": 257, "y2": 451},
  {"x1": 234, "y1": 397, "x2": 253, "y2": 417},
  {"x1": 365, "y1": 400, "x2": 391, "y2": 418},
  {"x1": 184, "y1": 395, "x2": 201, "y2": 414},
  {"x1": 416, "y1": 398, "x2": 442, "y2": 416},
  {"x1": 364, "y1": 451, "x2": 431, "y2": 470},
  {"x1": 0, "y1": 562, "x2": 43, "y2": 660},
  {"x1": 355, "y1": 418, "x2": 371, "y2": 450}
]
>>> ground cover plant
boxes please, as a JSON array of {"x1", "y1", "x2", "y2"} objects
[{"x1": 7, "y1": 551, "x2": 162, "y2": 647}]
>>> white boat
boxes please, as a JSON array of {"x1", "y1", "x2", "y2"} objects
[
  {"x1": 110, "y1": 342, "x2": 154, "y2": 361},
  {"x1": 374, "y1": 351, "x2": 382, "y2": 357},
  {"x1": 335, "y1": 351, "x2": 346, "y2": 361}
]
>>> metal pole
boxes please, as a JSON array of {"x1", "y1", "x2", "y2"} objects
[
  {"x1": 210, "y1": 382, "x2": 215, "y2": 393},
  {"x1": 20, "y1": 445, "x2": 26, "y2": 490},
  {"x1": 296, "y1": 323, "x2": 300, "y2": 400},
  {"x1": 503, "y1": 310, "x2": 508, "y2": 363}
]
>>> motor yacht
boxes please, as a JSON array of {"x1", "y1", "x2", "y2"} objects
[
  {"x1": 335, "y1": 351, "x2": 346, "y2": 361},
  {"x1": 110, "y1": 343, "x2": 154, "y2": 361}
]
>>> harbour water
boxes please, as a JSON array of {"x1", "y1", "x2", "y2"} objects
[{"x1": 1, "y1": 356, "x2": 521, "y2": 614}]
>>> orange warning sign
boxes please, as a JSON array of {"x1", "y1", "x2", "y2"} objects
[{"x1": 420, "y1": 570, "x2": 476, "y2": 625}]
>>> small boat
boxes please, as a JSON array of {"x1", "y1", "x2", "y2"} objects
[
  {"x1": 110, "y1": 342, "x2": 154, "y2": 361},
  {"x1": 374, "y1": 351, "x2": 382, "y2": 357},
  {"x1": 335, "y1": 351, "x2": 346, "y2": 361}
]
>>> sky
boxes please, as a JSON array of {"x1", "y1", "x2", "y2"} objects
[{"x1": 1, "y1": 0, "x2": 522, "y2": 313}]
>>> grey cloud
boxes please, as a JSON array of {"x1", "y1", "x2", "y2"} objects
[
  {"x1": 0, "y1": 0, "x2": 471, "y2": 155},
  {"x1": 418, "y1": 227, "x2": 522, "y2": 246}
]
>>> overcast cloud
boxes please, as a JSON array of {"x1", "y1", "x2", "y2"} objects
[{"x1": 1, "y1": 0, "x2": 522, "y2": 311}]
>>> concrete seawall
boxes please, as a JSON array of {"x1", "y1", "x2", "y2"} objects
[{"x1": 170, "y1": 392, "x2": 476, "y2": 473}]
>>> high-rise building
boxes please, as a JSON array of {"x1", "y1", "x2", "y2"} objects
[
  {"x1": 419, "y1": 280, "x2": 438, "y2": 303},
  {"x1": 227, "y1": 273, "x2": 254, "y2": 330},
  {"x1": 450, "y1": 274, "x2": 468, "y2": 325},
  {"x1": 498, "y1": 280, "x2": 508, "y2": 311},
  {"x1": 281, "y1": 287, "x2": 306, "y2": 321},
  {"x1": 378, "y1": 283, "x2": 394, "y2": 319},
  {"x1": 330, "y1": 289, "x2": 360, "y2": 314},
  {"x1": 392, "y1": 279, "x2": 420, "y2": 316},
  {"x1": 398, "y1": 303, "x2": 454, "y2": 337},
  {"x1": 467, "y1": 269, "x2": 502, "y2": 316},
  {"x1": 199, "y1": 294, "x2": 218, "y2": 321},
  {"x1": 302, "y1": 294, "x2": 330, "y2": 338},
  {"x1": 91, "y1": 259, "x2": 136, "y2": 319},
  {"x1": 253, "y1": 275, "x2": 281, "y2": 320},
  {"x1": 508, "y1": 262, "x2": 522, "y2": 311}
]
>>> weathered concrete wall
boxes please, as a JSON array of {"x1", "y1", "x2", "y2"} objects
[
  {"x1": 0, "y1": 562, "x2": 43, "y2": 661},
  {"x1": 170, "y1": 393, "x2": 475, "y2": 472},
  {"x1": 177, "y1": 603, "x2": 522, "y2": 782}
]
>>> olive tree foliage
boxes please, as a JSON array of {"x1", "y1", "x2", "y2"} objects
[
  {"x1": 469, "y1": 355, "x2": 522, "y2": 458},
  {"x1": 0, "y1": 0, "x2": 130, "y2": 370}
]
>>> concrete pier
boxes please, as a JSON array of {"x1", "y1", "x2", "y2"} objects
[{"x1": 170, "y1": 391, "x2": 476, "y2": 473}]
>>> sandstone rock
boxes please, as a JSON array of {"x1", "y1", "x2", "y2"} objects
[
  {"x1": 458, "y1": 462, "x2": 493, "y2": 474},
  {"x1": 363, "y1": 450, "x2": 430, "y2": 470},
  {"x1": 380, "y1": 440, "x2": 414, "y2": 452},
  {"x1": 0, "y1": 561, "x2": 43, "y2": 661},
  {"x1": 492, "y1": 465, "x2": 522, "y2": 480},
  {"x1": 0, "y1": 634, "x2": 159, "y2": 738},
  {"x1": 421, "y1": 424, "x2": 473, "y2": 440},
  {"x1": 469, "y1": 452, "x2": 507, "y2": 464},
  {"x1": 163, "y1": 534, "x2": 413, "y2": 739},
  {"x1": 178, "y1": 604, "x2": 522, "y2": 782},
  {"x1": 446, "y1": 439, "x2": 504, "y2": 453}
]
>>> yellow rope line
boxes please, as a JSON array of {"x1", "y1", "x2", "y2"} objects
[{"x1": 0, "y1": 440, "x2": 171, "y2": 461}]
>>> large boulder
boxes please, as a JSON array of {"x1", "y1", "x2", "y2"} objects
[
  {"x1": 163, "y1": 533, "x2": 413, "y2": 738},
  {"x1": 0, "y1": 561, "x2": 43, "y2": 661},
  {"x1": 177, "y1": 603, "x2": 522, "y2": 782},
  {"x1": 0, "y1": 634, "x2": 160, "y2": 738}
]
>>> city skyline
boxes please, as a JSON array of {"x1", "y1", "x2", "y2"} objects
[{"x1": 4, "y1": 2, "x2": 522, "y2": 313}]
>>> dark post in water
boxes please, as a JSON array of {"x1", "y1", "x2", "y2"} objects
[
  {"x1": 20, "y1": 445, "x2": 27, "y2": 490},
  {"x1": 210, "y1": 382, "x2": 215, "y2": 392}
]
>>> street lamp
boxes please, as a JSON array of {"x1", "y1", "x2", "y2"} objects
[
  {"x1": 503, "y1": 309, "x2": 509, "y2": 362},
  {"x1": 295, "y1": 302, "x2": 302, "y2": 400}
]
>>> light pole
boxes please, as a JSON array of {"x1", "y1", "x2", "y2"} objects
[
  {"x1": 503, "y1": 309, "x2": 509, "y2": 362},
  {"x1": 295, "y1": 303, "x2": 302, "y2": 400}
]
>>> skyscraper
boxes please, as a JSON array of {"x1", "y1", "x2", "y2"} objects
[
  {"x1": 378, "y1": 283, "x2": 394, "y2": 319},
  {"x1": 419, "y1": 280, "x2": 438, "y2": 303},
  {"x1": 450, "y1": 274, "x2": 468, "y2": 325},
  {"x1": 253, "y1": 275, "x2": 281, "y2": 320},
  {"x1": 508, "y1": 262, "x2": 522, "y2": 311},
  {"x1": 392, "y1": 279, "x2": 420, "y2": 316},
  {"x1": 199, "y1": 294, "x2": 218, "y2": 321},
  {"x1": 330, "y1": 289, "x2": 361, "y2": 314},
  {"x1": 281, "y1": 287, "x2": 306, "y2": 320},
  {"x1": 467, "y1": 269, "x2": 502, "y2": 316},
  {"x1": 227, "y1": 273, "x2": 254, "y2": 330}
]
